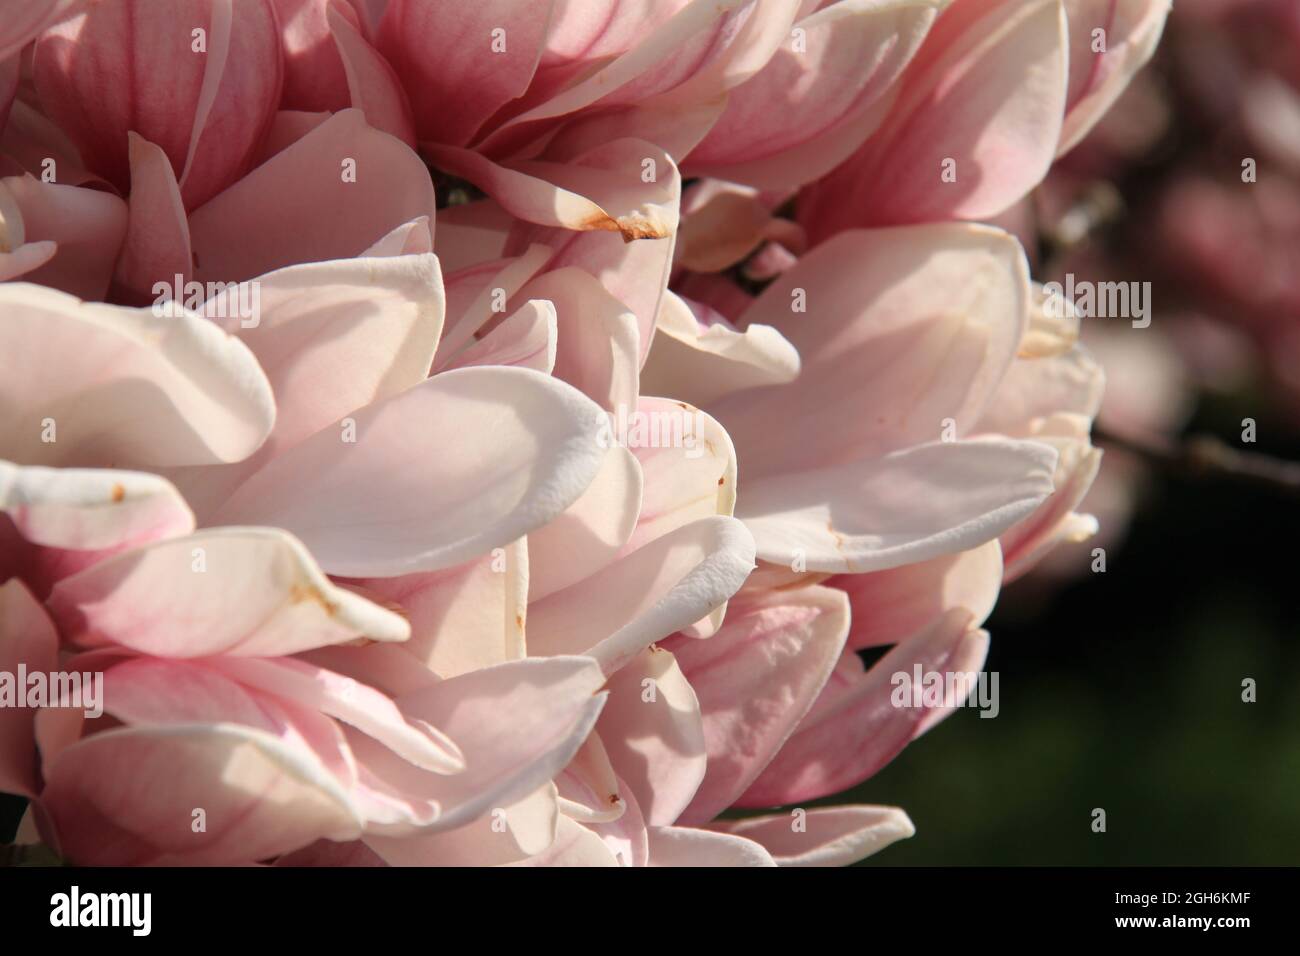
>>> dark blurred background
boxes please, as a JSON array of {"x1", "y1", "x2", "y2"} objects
[{"x1": 847, "y1": 396, "x2": 1300, "y2": 865}]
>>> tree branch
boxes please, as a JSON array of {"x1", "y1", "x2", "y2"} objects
[{"x1": 1096, "y1": 428, "x2": 1300, "y2": 498}]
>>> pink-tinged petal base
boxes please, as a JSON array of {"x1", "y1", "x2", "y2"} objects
[{"x1": 709, "y1": 805, "x2": 916, "y2": 866}]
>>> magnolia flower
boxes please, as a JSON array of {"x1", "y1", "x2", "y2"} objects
[{"x1": 0, "y1": 0, "x2": 1167, "y2": 866}]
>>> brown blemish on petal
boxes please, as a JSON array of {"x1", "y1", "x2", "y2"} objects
[
  {"x1": 110, "y1": 484, "x2": 125, "y2": 503},
  {"x1": 717, "y1": 476, "x2": 725, "y2": 486},
  {"x1": 826, "y1": 521, "x2": 859, "y2": 573},
  {"x1": 616, "y1": 215, "x2": 670, "y2": 242},
  {"x1": 290, "y1": 583, "x2": 339, "y2": 617},
  {"x1": 608, "y1": 793, "x2": 621, "y2": 805},
  {"x1": 577, "y1": 210, "x2": 671, "y2": 242}
]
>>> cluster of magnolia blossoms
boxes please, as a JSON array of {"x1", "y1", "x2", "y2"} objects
[{"x1": 0, "y1": 0, "x2": 1166, "y2": 865}]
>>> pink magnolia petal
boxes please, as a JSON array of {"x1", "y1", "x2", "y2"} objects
[
  {"x1": 435, "y1": 244, "x2": 551, "y2": 364},
  {"x1": 0, "y1": 283, "x2": 274, "y2": 469},
  {"x1": 100, "y1": 656, "x2": 357, "y2": 787},
  {"x1": 709, "y1": 805, "x2": 916, "y2": 866},
  {"x1": 0, "y1": 99, "x2": 100, "y2": 187},
  {"x1": 738, "y1": 609, "x2": 988, "y2": 806},
  {"x1": 997, "y1": 416, "x2": 1102, "y2": 580},
  {"x1": 303, "y1": 643, "x2": 443, "y2": 700},
  {"x1": 645, "y1": 825, "x2": 776, "y2": 866},
  {"x1": 554, "y1": 741, "x2": 650, "y2": 865},
  {"x1": 556, "y1": 734, "x2": 626, "y2": 825},
  {"x1": 1020, "y1": 282, "x2": 1081, "y2": 359},
  {"x1": 46, "y1": 526, "x2": 410, "y2": 657},
  {"x1": 36, "y1": 723, "x2": 362, "y2": 865},
  {"x1": 623, "y1": 0, "x2": 800, "y2": 108},
  {"x1": 31, "y1": 694, "x2": 85, "y2": 772},
  {"x1": 0, "y1": 52, "x2": 16, "y2": 132},
  {"x1": 503, "y1": 226, "x2": 673, "y2": 367},
  {"x1": 255, "y1": 108, "x2": 332, "y2": 162},
  {"x1": 210, "y1": 656, "x2": 464, "y2": 774},
  {"x1": 596, "y1": 646, "x2": 707, "y2": 826},
  {"x1": 273, "y1": 0, "x2": 353, "y2": 112},
  {"x1": 189, "y1": 109, "x2": 436, "y2": 283},
  {"x1": 536, "y1": 0, "x2": 691, "y2": 79},
  {"x1": 326, "y1": 1, "x2": 416, "y2": 146},
  {"x1": 519, "y1": 266, "x2": 640, "y2": 412},
  {"x1": 540, "y1": 97, "x2": 727, "y2": 165},
  {"x1": 589, "y1": 773, "x2": 651, "y2": 867},
  {"x1": 832, "y1": 540, "x2": 1002, "y2": 652},
  {"x1": 743, "y1": 238, "x2": 800, "y2": 280},
  {"x1": 713, "y1": 224, "x2": 1030, "y2": 476},
  {"x1": 362, "y1": 216, "x2": 433, "y2": 256},
  {"x1": 426, "y1": 138, "x2": 679, "y2": 240},
  {"x1": 622, "y1": 398, "x2": 737, "y2": 559},
  {"x1": 276, "y1": 839, "x2": 387, "y2": 866},
  {"x1": 674, "y1": 270, "x2": 755, "y2": 323},
  {"x1": 355, "y1": 656, "x2": 606, "y2": 835},
  {"x1": 507, "y1": 815, "x2": 621, "y2": 867},
  {"x1": 367, "y1": 784, "x2": 560, "y2": 865},
  {"x1": 800, "y1": 0, "x2": 1068, "y2": 235},
  {"x1": 0, "y1": 0, "x2": 88, "y2": 62},
  {"x1": 211, "y1": 254, "x2": 443, "y2": 419},
  {"x1": 673, "y1": 585, "x2": 848, "y2": 824},
  {"x1": 0, "y1": 461, "x2": 194, "y2": 552},
  {"x1": 0, "y1": 241, "x2": 58, "y2": 285},
  {"x1": 738, "y1": 438, "x2": 1057, "y2": 574},
  {"x1": 0, "y1": 580, "x2": 59, "y2": 797},
  {"x1": 975, "y1": 346, "x2": 1105, "y2": 438},
  {"x1": 527, "y1": 515, "x2": 756, "y2": 675},
  {"x1": 686, "y1": 0, "x2": 940, "y2": 190},
  {"x1": 345, "y1": 0, "x2": 386, "y2": 37},
  {"x1": 169, "y1": 253, "x2": 445, "y2": 519},
  {"x1": 430, "y1": 200, "x2": 512, "y2": 273},
  {"x1": 528, "y1": 445, "x2": 642, "y2": 602},
  {"x1": 211, "y1": 367, "x2": 609, "y2": 577},
  {"x1": 1058, "y1": 0, "x2": 1170, "y2": 155},
  {"x1": 1, "y1": 174, "x2": 127, "y2": 300},
  {"x1": 673, "y1": 180, "x2": 784, "y2": 273},
  {"x1": 33, "y1": 0, "x2": 283, "y2": 209},
  {"x1": 112, "y1": 133, "x2": 193, "y2": 305},
  {"x1": 353, "y1": 538, "x2": 528, "y2": 678},
  {"x1": 441, "y1": 299, "x2": 557, "y2": 373},
  {"x1": 378, "y1": 0, "x2": 553, "y2": 147},
  {"x1": 479, "y1": 0, "x2": 797, "y2": 155},
  {"x1": 639, "y1": 291, "x2": 800, "y2": 408}
]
